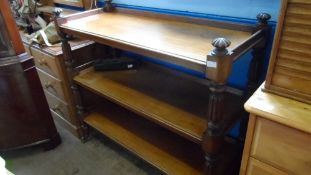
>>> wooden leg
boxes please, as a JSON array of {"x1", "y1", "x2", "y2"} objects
[
  {"x1": 246, "y1": 44, "x2": 265, "y2": 98},
  {"x1": 60, "y1": 37, "x2": 89, "y2": 141},
  {"x1": 202, "y1": 84, "x2": 226, "y2": 175}
]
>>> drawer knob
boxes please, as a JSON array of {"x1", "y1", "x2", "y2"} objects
[
  {"x1": 38, "y1": 59, "x2": 47, "y2": 65},
  {"x1": 44, "y1": 81, "x2": 53, "y2": 89}
]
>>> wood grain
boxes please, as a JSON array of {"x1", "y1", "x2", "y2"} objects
[
  {"x1": 251, "y1": 118, "x2": 311, "y2": 175},
  {"x1": 84, "y1": 101, "x2": 204, "y2": 175},
  {"x1": 246, "y1": 158, "x2": 288, "y2": 175},
  {"x1": 60, "y1": 9, "x2": 252, "y2": 72},
  {"x1": 239, "y1": 114, "x2": 257, "y2": 175},
  {"x1": 37, "y1": 68, "x2": 67, "y2": 102},
  {"x1": 74, "y1": 62, "x2": 242, "y2": 143},
  {"x1": 44, "y1": 89, "x2": 71, "y2": 122},
  {"x1": 245, "y1": 83, "x2": 311, "y2": 135},
  {"x1": 264, "y1": 0, "x2": 311, "y2": 103}
]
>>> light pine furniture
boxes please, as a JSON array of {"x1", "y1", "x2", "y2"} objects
[
  {"x1": 264, "y1": 0, "x2": 311, "y2": 104},
  {"x1": 22, "y1": 36, "x2": 95, "y2": 138},
  {"x1": 0, "y1": 0, "x2": 60, "y2": 151},
  {"x1": 240, "y1": 84, "x2": 311, "y2": 175},
  {"x1": 54, "y1": 3, "x2": 271, "y2": 175},
  {"x1": 19, "y1": 6, "x2": 96, "y2": 138}
]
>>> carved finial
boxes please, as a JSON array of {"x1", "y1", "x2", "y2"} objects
[
  {"x1": 104, "y1": 0, "x2": 114, "y2": 12},
  {"x1": 211, "y1": 38, "x2": 231, "y2": 55},
  {"x1": 53, "y1": 8, "x2": 63, "y2": 18},
  {"x1": 212, "y1": 38, "x2": 231, "y2": 50},
  {"x1": 256, "y1": 13, "x2": 271, "y2": 25}
]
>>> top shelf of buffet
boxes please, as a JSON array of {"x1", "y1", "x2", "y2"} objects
[{"x1": 56, "y1": 7, "x2": 266, "y2": 73}]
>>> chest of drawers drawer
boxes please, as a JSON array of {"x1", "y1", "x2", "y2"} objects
[
  {"x1": 24, "y1": 44, "x2": 62, "y2": 79},
  {"x1": 44, "y1": 90, "x2": 71, "y2": 123},
  {"x1": 37, "y1": 68, "x2": 67, "y2": 101},
  {"x1": 251, "y1": 118, "x2": 311, "y2": 175},
  {"x1": 246, "y1": 158, "x2": 288, "y2": 175}
]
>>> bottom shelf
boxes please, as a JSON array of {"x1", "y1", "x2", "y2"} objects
[{"x1": 84, "y1": 100, "x2": 205, "y2": 175}]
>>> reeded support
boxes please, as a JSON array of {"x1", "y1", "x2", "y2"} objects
[
  {"x1": 53, "y1": 9, "x2": 88, "y2": 141},
  {"x1": 247, "y1": 12, "x2": 271, "y2": 97},
  {"x1": 103, "y1": 0, "x2": 114, "y2": 12},
  {"x1": 240, "y1": 13, "x2": 271, "y2": 141},
  {"x1": 203, "y1": 38, "x2": 233, "y2": 175}
]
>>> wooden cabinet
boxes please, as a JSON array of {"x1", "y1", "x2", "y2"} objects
[
  {"x1": 264, "y1": 0, "x2": 311, "y2": 104},
  {"x1": 22, "y1": 35, "x2": 95, "y2": 138},
  {"x1": 54, "y1": 4, "x2": 271, "y2": 175},
  {"x1": 246, "y1": 158, "x2": 288, "y2": 175},
  {"x1": 240, "y1": 84, "x2": 311, "y2": 175},
  {"x1": 0, "y1": 0, "x2": 60, "y2": 150}
]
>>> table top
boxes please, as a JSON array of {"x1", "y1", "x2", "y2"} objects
[
  {"x1": 58, "y1": 8, "x2": 260, "y2": 73},
  {"x1": 245, "y1": 83, "x2": 311, "y2": 134}
]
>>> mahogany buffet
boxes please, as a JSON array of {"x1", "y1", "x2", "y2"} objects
[{"x1": 53, "y1": 1, "x2": 271, "y2": 174}]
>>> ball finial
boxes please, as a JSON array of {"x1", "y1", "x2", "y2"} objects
[
  {"x1": 212, "y1": 38, "x2": 231, "y2": 50},
  {"x1": 53, "y1": 8, "x2": 63, "y2": 17},
  {"x1": 257, "y1": 13, "x2": 271, "y2": 25}
]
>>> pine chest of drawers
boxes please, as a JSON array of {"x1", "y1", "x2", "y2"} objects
[
  {"x1": 240, "y1": 84, "x2": 311, "y2": 175},
  {"x1": 264, "y1": 0, "x2": 311, "y2": 104},
  {"x1": 22, "y1": 37, "x2": 95, "y2": 138}
]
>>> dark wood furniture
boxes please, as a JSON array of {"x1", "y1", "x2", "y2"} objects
[
  {"x1": 54, "y1": 4, "x2": 271, "y2": 175},
  {"x1": 0, "y1": 0, "x2": 60, "y2": 151},
  {"x1": 264, "y1": 0, "x2": 311, "y2": 104}
]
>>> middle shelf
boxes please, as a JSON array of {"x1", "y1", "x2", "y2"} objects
[{"x1": 74, "y1": 62, "x2": 242, "y2": 143}]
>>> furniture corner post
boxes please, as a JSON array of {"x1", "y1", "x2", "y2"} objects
[
  {"x1": 246, "y1": 13, "x2": 271, "y2": 97},
  {"x1": 202, "y1": 38, "x2": 233, "y2": 175},
  {"x1": 52, "y1": 9, "x2": 88, "y2": 141},
  {"x1": 103, "y1": 0, "x2": 114, "y2": 12},
  {"x1": 240, "y1": 13, "x2": 271, "y2": 142}
]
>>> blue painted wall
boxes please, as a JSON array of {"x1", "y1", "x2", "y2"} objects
[
  {"x1": 95, "y1": 0, "x2": 281, "y2": 89},
  {"x1": 99, "y1": 0, "x2": 280, "y2": 22}
]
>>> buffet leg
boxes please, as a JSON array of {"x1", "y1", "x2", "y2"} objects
[{"x1": 202, "y1": 84, "x2": 226, "y2": 175}]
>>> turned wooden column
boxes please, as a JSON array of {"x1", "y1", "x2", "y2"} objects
[
  {"x1": 53, "y1": 9, "x2": 88, "y2": 141},
  {"x1": 103, "y1": 0, "x2": 114, "y2": 12},
  {"x1": 246, "y1": 13, "x2": 271, "y2": 98},
  {"x1": 203, "y1": 38, "x2": 233, "y2": 175},
  {"x1": 240, "y1": 13, "x2": 271, "y2": 140}
]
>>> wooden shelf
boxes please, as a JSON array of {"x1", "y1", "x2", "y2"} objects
[
  {"x1": 74, "y1": 62, "x2": 242, "y2": 143},
  {"x1": 84, "y1": 100, "x2": 204, "y2": 175},
  {"x1": 58, "y1": 8, "x2": 260, "y2": 72}
]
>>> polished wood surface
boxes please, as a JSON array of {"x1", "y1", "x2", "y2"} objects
[
  {"x1": 37, "y1": 68, "x2": 67, "y2": 101},
  {"x1": 241, "y1": 83, "x2": 311, "y2": 175},
  {"x1": 74, "y1": 62, "x2": 242, "y2": 143},
  {"x1": 55, "y1": 6, "x2": 269, "y2": 174},
  {"x1": 240, "y1": 114, "x2": 257, "y2": 175},
  {"x1": 57, "y1": 8, "x2": 263, "y2": 74},
  {"x1": 85, "y1": 100, "x2": 204, "y2": 175},
  {"x1": 251, "y1": 117, "x2": 311, "y2": 175},
  {"x1": 0, "y1": 1, "x2": 60, "y2": 150},
  {"x1": 0, "y1": 1, "x2": 24, "y2": 55},
  {"x1": 21, "y1": 30, "x2": 96, "y2": 138},
  {"x1": 245, "y1": 83, "x2": 311, "y2": 134},
  {"x1": 25, "y1": 45, "x2": 62, "y2": 78},
  {"x1": 61, "y1": 11, "x2": 251, "y2": 64},
  {"x1": 264, "y1": 0, "x2": 311, "y2": 104},
  {"x1": 44, "y1": 90, "x2": 70, "y2": 122},
  {"x1": 246, "y1": 158, "x2": 288, "y2": 175}
]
